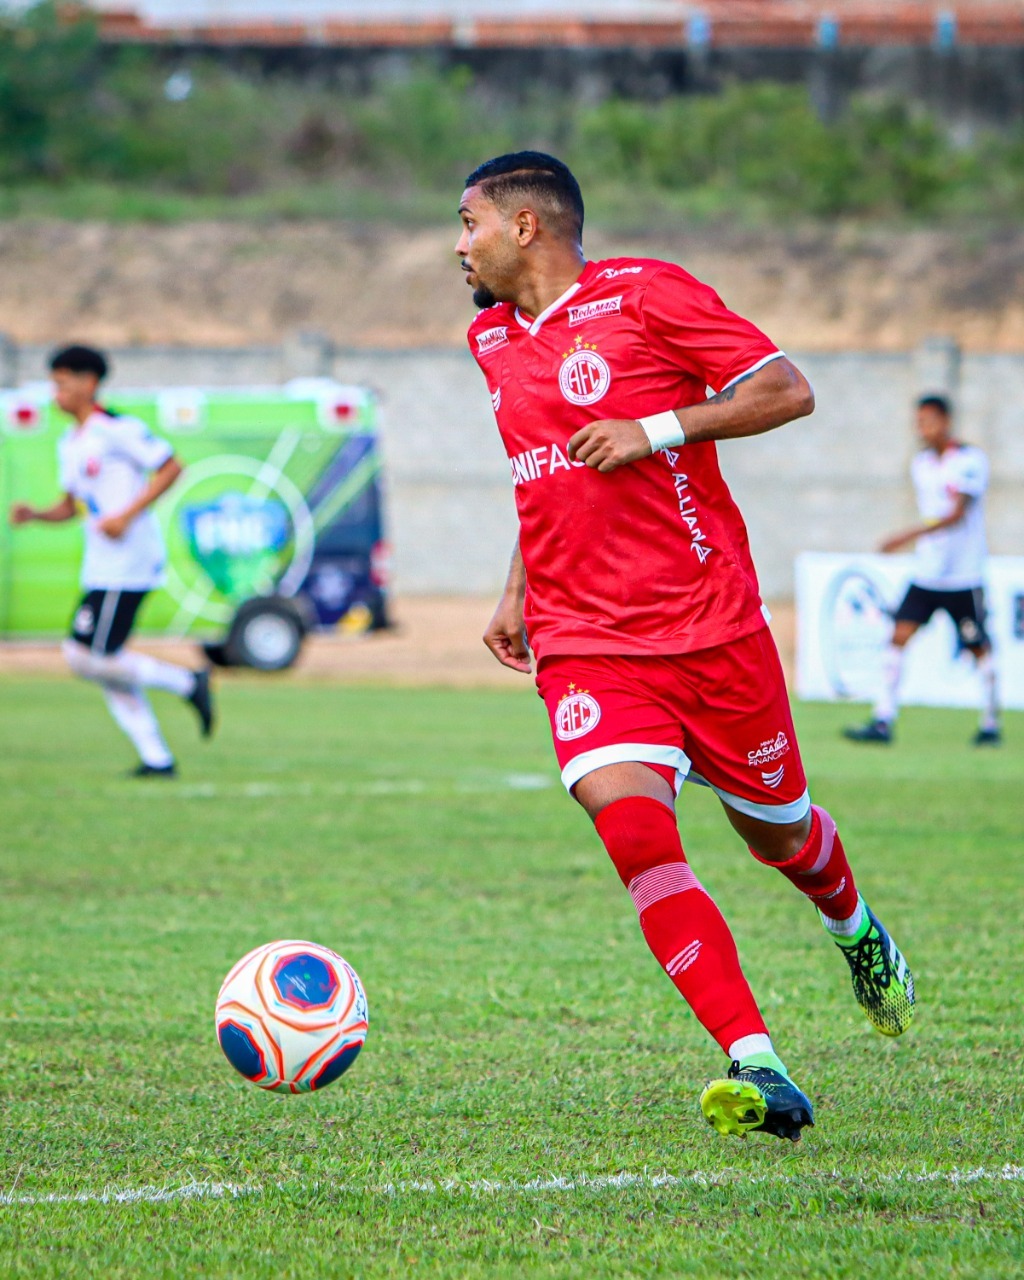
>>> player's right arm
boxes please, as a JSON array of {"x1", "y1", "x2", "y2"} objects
[
  {"x1": 483, "y1": 539, "x2": 532, "y2": 674},
  {"x1": 8, "y1": 493, "x2": 77, "y2": 525}
]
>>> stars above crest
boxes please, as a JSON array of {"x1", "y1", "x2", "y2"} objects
[{"x1": 561, "y1": 334, "x2": 600, "y2": 361}]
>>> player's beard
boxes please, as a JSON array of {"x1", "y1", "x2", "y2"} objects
[{"x1": 468, "y1": 236, "x2": 519, "y2": 310}]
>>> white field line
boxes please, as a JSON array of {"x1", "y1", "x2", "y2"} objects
[
  {"x1": 3, "y1": 1165, "x2": 1022, "y2": 1208},
  {"x1": 151, "y1": 774, "x2": 554, "y2": 800}
]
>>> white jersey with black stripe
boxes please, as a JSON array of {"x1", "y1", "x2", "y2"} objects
[{"x1": 57, "y1": 409, "x2": 173, "y2": 590}]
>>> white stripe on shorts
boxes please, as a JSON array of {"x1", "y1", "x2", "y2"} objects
[
  {"x1": 91, "y1": 590, "x2": 121, "y2": 654},
  {"x1": 560, "y1": 743, "x2": 691, "y2": 795},
  {"x1": 687, "y1": 771, "x2": 811, "y2": 824}
]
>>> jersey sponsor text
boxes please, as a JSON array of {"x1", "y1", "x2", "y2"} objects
[
  {"x1": 568, "y1": 296, "x2": 622, "y2": 327},
  {"x1": 476, "y1": 326, "x2": 509, "y2": 354}
]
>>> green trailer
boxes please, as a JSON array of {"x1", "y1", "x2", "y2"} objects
[{"x1": 0, "y1": 379, "x2": 389, "y2": 669}]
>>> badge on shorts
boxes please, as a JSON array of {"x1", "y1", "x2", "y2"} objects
[
  {"x1": 555, "y1": 684, "x2": 602, "y2": 741},
  {"x1": 73, "y1": 605, "x2": 94, "y2": 635}
]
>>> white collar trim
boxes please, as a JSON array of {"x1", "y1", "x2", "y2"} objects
[{"x1": 514, "y1": 280, "x2": 584, "y2": 336}]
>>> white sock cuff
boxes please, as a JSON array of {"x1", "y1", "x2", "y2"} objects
[
  {"x1": 820, "y1": 895, "x2": 865, "y2": 937},
  {"x1": 728, "y1": 1034, "x2": 774, "y2": 1061}
]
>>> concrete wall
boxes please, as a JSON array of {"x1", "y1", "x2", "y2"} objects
[{"x1": 6, "y1": 337, "x2": 1023, "y2": 599}]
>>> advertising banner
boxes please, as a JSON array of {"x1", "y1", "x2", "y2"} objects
[{"x1": 796, "y1": 552, "x2": 1024, "y2": 709}]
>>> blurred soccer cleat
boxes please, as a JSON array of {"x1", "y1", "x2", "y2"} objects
[
  {"x1": 972, "y1": 727, "x2": 1002, "y2": 747},
  {"x1": 831, "y1": 902, "x2": 915, "y2": 1036},
  {"x1": 700, "y1": 1062, "x2": 814, "y2": 1143},
  {"x1": 842, "y1": 719, "x2": 892, "y2": 744},
  {"x1": 187, "y1": 668, "x2": 215, "y2": 737},
  {"x1": 129, "y1": 762, "x2": 177, "y2": 778}
]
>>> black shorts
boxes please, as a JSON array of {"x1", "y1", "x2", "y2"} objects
[
  {"x1": 893, "y1": 583, "x2": 990, "y2": 650},
  {"x1": 70, "y1": 590, "x2": 148, "y2": 655}
]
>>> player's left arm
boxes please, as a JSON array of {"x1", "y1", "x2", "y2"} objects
[
  {"x1": 568, "y1": 357, "x2": 814, "y2": 473},
  {"x1": 880, "y1": 492, "x2": 971, "y2": 554},
  {"x1": 96, "y1": 455, "x2": 183, "y2": 540}
]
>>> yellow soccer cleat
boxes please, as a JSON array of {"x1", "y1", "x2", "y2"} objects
[
  {"x1": 700, "y1": 1062, "x2": 814, "y2": 1143},
  {"x1": 830, "y1": 901, "x2": 916, "y2": 1037}
]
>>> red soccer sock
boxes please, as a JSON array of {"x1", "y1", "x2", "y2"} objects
[
  {"x1": 594, "y1": 795, "x2": 768, "y2": 1054},
  {"x1": 749, "y1": 804, "x2": 861, "y2": 922}
]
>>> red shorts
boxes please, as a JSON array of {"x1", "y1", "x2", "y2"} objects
[{"x1": 536, "y1": 629, "x2": 809, "y2": 823}]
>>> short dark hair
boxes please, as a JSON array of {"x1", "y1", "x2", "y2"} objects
[
  {"x1": 917, "y1": 393, "x2": 951, "y2": 416},
  {"x1": 49, "y1": 344, "x2": 109, "y2": 381},
  {"x1": 465, "y1": 151, "x2": 584, "y2": 242}
]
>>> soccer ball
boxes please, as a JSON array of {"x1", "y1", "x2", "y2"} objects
[{"x1": 215, "y1": 939, "x2": 368, "y2": 1093}]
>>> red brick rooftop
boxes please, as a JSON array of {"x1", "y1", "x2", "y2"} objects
[{"x1": 87, "y1": 2, "x2": 1024, "y2": 48}]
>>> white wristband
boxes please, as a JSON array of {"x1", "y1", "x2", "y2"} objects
[{"x1": 638, "y1": 410, "x2": 685, "y2": 452}]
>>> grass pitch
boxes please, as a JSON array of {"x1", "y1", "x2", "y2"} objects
[{"x1": 0, "y1": 676, "x2": 1021, "y2": 1278}]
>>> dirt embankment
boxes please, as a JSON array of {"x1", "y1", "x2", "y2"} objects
[{"x1": 2, "y1": 220, "x2": 1024, "y2": 352}]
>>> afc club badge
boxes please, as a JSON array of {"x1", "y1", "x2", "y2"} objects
[
  {"x1": 558, "y1": 336, "x2": 611, "y2": 406},
  {"x1": 555, "y1": 684, "x2": 602, "y2": 741}
]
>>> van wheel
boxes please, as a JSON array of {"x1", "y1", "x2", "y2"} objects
[{"x1": 225, "y1": 598, "x2": 305, "y2": 671}]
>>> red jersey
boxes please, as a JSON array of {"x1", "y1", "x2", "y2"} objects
[{"x1": 467, "y1": 256, "x2": 782, "y2": 660}]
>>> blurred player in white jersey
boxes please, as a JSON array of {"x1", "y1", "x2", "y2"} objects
[
  {"x1": 845, "y1": 394, "x2": 1000, "y2": 746},
  {"x1": 8, "y1": 345, "x2": 214, "y2": 775}
]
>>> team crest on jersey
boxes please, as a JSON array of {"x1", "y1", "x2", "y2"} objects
[
  {"x1": 558, "y1": 336, "x2": 611, "y2": 406},
  {"x1": 476, "y1": 325, "x2": 509, "y2": 354},
  {"x1": 568, "y1": 296, "x2": 622, "y2": 327},
  {"x1": 555, "y1": 683, "x2": 602, "y2": 741},
  {"x1": 73, "y1": 605, "x2": 95, "y2": 635},
  {"x1": 85, "y1": 457, "x2": 102, "y2": 477}
]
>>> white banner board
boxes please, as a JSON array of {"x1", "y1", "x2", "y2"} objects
[{"x1": 795, "y1": 553, "x2": 1024, "y2": 709}]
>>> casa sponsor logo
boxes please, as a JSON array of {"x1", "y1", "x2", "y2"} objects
[
  {"x1": 664, "y1": 460, "x2": 712, "y2": 564},
  {"x1": 747, "y1": 731, "x2": 790, "y2": 769},
  {"x1": 509, "y1": 440, "x2": 585, "y2": 487},
  {"x1": 555, "y1": 683, "x2": 601, "y2": 741},
  {"x1": 568, "y1": 295, "x2": 622, "y2": 327},
  {"x1": 598, "y1": 265, "x2": 643, "y2": 280},
  {"x1": 476, "y1": 325, "x2": 509, "y2": 354},
  {"x1": 559, "y1": 336, "x2": 611, "y2": 406}
]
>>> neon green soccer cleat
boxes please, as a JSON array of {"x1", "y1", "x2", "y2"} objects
[
  {"x1": 831, "y1": 902, "x2": 915, "y2": 1036},
  {"x1": 700, "y1": 1062, "x2": 814, "y2": 1143}
]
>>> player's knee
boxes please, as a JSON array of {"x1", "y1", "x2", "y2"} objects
[
  {"x1": 746, "y1": 812, "x2": 813, "y2": 864},
  {"x1": 62, "y1": 639, "x2": 95, "y2": 680},
  {"x1": 62, "y1": 639, "x2": 126, "y2": 687},
  {"x1": 594, "y1": 795, "x2": 684, "y2": 885}
]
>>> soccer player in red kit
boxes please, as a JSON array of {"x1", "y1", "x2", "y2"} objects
[{"x1": 457, "y1": 152, "x2": 915, "y2": 1142}]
